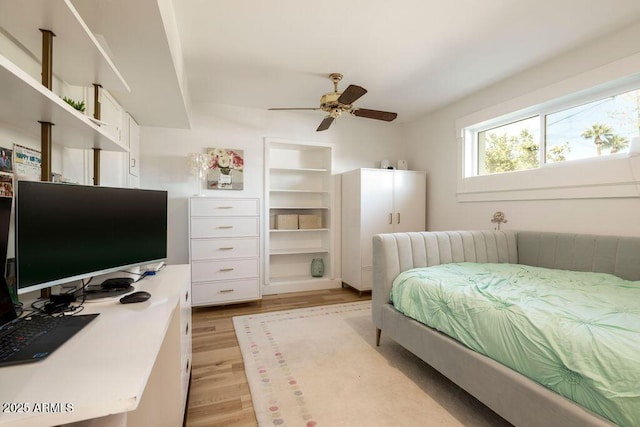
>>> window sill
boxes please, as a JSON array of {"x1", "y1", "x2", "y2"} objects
[{"x1": 457, "y1": 153, "x2": 640, "y2": 202}]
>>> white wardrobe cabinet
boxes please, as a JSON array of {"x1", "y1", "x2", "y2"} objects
[{"x1": 341, "y1": 168, "x2": 426, "y2": 292}]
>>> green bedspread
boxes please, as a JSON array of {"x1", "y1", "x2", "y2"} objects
[{"x1": 390, "y1": 262, "x2": 640, "y2": 426}]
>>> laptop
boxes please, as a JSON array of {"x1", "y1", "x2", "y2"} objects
[
  {"x1": 0, "y1": 278, "x2": 98, "y2": 367},
  {"x1": 0, "y1": 196, "x2": 98, "y2": 367}
]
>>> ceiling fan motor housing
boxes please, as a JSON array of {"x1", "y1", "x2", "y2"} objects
[{"x1": 320, "y1": 92, "x2": 345, "y2": 114}]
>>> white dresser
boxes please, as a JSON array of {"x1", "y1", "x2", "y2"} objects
[{"x1": 189, "y1": 197, "x2": 262, "y2": 306}]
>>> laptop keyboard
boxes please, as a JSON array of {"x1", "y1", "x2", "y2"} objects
[{"x1": 0, "y1": 316, "x2": 69, "y2": 362}]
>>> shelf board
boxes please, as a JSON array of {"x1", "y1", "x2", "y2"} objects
[
  {"x1": 270, "y1": 167, "x2": 328, "y2": 173},
  {"x1": 0, "y1": 0, "x2": 130, "y2": 93},
  {"x1": 262, "y1": 276, "x2": 342, "y2": 295},
  {"x1": 0, "y1": 55, "x2": 129, "y2": 151},
  {"x1": 268, "y1": 276, "x2": 333, "y2": 285},
  {"x1": 270, "y1": 248, "x2": 329, "y2": 255},
  {"x1": 270, "y1": 189, "x2": 329, "y2": 194},
  {"x1": 269, "y1": 141, "x2": 332, "y2": 152},
  {"x1": 270, "y1": 228, "x2": 329, "y2": 233},
  {"x1": 270, "y1": 206, "x2": 330, "y2": 210}
]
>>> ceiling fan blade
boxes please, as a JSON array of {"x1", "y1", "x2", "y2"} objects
[
  {"x1": 268, "y1": 107, "x2": 320, "y2": 111},
  {"x1": 337, "y1": 85, "x2": 367, "y2": 105},
  {"x1": 316, "y1": 116, "x2": 334, "y2": 131},
  {"x1": 352, "y1": 108, "x2": 398, "y2": 121}
]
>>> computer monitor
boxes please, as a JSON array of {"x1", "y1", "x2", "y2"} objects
[{"x1": 15, "y1": 181, "x2": 168, "y2": 294}]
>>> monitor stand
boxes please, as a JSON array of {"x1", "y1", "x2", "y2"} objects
[{"x1": 84, "y1": 285, "x2": 134, "y2": 302}]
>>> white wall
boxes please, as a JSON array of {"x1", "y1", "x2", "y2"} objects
[
  {"x1": 140, "y1": 103, "x2": 405, "y2": 265},
  {"x1": 404, "y1": 22, "x2": 640, "y2": 236},
  {"x1": 140, "y1": 21, "x2": 640, "y2": 269}
]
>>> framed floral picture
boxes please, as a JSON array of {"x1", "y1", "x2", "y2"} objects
[{"x1": 207, "y1": 147, "x2": 244, "y2": 190}]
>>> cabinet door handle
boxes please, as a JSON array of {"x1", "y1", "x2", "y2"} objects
[
  {"x1": 217, "y1": 206, "x2": 233, "y2": 209},
  {"x1": 218, "y1": 225, "x2": 233, "y2": 229},
  {"x1": 219, "y1": 247, "x2": 234, "y2": 250},
  {"x1": 397, "y1": 212, "x2": 401, "y2": 224},
  {"x1": 220, "y1": 289, "x2": 235, "y2": 293},
  {"x1": 219, "y1": 267, "x2": 235, "y2": 272},
  {"x1": 389, "y1": 213, "x2": 393, "y2": 224}
]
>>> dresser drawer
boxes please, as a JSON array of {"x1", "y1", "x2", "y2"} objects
[
  {"x1": 191, "y1": 217, "x2": 258, "y2": 238},
  {"x1": 191, "y1": 198, "x2": 259, "y2": 217},
  {"x1": 191, "y1": 237, "x2": 259, "y2": 260},
  {"x1": 191, "y1": 278, "x2": 260, "y2": 305},
  {"x1": 191, "y1": 258, "x2": 259, "y2": 282}
]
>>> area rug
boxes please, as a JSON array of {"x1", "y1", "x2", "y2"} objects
[{"x1": 233, "y1": 301, "x2": 510, "y2": 426}]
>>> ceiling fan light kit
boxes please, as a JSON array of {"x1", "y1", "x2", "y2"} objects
[{"x1": 269, "y1": 73, "x2": 398, "y2": 131}]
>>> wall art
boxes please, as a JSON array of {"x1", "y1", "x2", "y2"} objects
[{"x1": 207, "y1": 147, "x2": 244, "y2": 190}]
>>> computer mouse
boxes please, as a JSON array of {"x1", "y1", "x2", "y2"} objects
[{"x1": 119, "y1": 291, "x2": 151, "y2": 304}]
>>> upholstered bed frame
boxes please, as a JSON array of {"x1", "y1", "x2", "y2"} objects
[{"x1": 372, "y1": 230, "x2": 640, "y2": 427}]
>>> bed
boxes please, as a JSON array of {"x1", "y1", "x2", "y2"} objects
[{"x1": 372, "y1": 230, "x2": 640, "y2": 427}]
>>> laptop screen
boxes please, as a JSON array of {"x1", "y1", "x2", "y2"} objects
[
  {"x1": 0, "y1": 276, "x2": 15, "y2": 326},
  {"x1": 0, "y1": 196, "x2": 15, "y2": 326}
]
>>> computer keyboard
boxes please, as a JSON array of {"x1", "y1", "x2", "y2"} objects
[
  {"x1": 0, "y1": 313, "x2": 98, "y2": 366},
  {"x1": 0, "y1": 316, "x2": 65, "y2": 361}
]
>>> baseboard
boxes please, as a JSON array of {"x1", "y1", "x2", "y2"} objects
[{"x1": 262, "y1": 278, "x2": 342, "y2": 295}]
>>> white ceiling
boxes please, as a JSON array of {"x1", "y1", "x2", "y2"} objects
[{"x1": 77, "y1": 0, "x2": 640, "y2": 128}]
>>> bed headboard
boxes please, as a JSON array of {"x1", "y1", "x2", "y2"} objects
[
  {"x1": 372, "y1": 230, "x2": 640, "y2": 328},
  {"x1": 516, "y1": 231, "x2": 640, "y2": 281}
]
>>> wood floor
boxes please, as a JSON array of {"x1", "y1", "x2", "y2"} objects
[{"x1": 184, "y1": 287, "x2": 371, "y2": 427}]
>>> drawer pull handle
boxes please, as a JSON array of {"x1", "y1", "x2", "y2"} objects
[
  {"x1": 219, "y1": 247, "x2": 234, "y2": 250},
  {"x1": 220, "y1": 289, "x2": 235, "y2": 293},
  {"x1": 218, "y1": 225, "x2": 233, "y2": 229},
  {"x1": 217, "y1": 206, "x2": 233, "y2": 209},
  {"x1": 220, "y1": 267, "x2": 235, "y2": 272}
]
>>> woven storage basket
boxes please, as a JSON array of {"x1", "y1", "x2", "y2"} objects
[
  {"x1": 299, "y1": 214, "x2": 321, "y2": 229},
  {"x1": 275, "y1": 214, "x2": 298, "y2": 230}
]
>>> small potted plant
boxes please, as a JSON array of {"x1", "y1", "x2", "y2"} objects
[{"x1": 62, "y1": 96, "x2": 86, "y2": 113}]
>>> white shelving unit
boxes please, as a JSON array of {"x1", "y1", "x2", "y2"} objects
[
  {"x1": 264, "y1": 138, "x2": 341, "y2": 295},
  {"x1": 0, "y1": 55, "x2": 127, "y2": 151},
  {"x1": 0, "y1": 0, "x2": 130, "y2": 93},
  {"x1": 0, "y1": 0, "x2": 129, "y2": 152}
]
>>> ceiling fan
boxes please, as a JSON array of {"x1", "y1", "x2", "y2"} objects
[{"x1": 268, "y1": 73, "x2": 398, "y2": 131}]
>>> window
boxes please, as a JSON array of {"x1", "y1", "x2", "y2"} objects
[
  {"x1": 456, "y1": 57, "x2": 640, "y2": 202},
  {"x1": 545, "y1": 89, "x2": 639, "y2": 163},
  {"x1": 473, "y1": 88, "x2": 640, "y2": 177},
  {"x1": 478, "y1": 116, "x2": 540, "y2": 175}
]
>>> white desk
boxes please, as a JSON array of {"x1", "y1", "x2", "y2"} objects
[{"x1": 0, "y1": 265, "x2": 192, "y2": 427}]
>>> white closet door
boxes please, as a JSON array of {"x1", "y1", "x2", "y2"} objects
[
  {"x1": 360, "y1": 169, "x2": 394, "y2": 267},
  {"x1": 393, "y1": 171, "x2": 426, "y2": 232}
]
